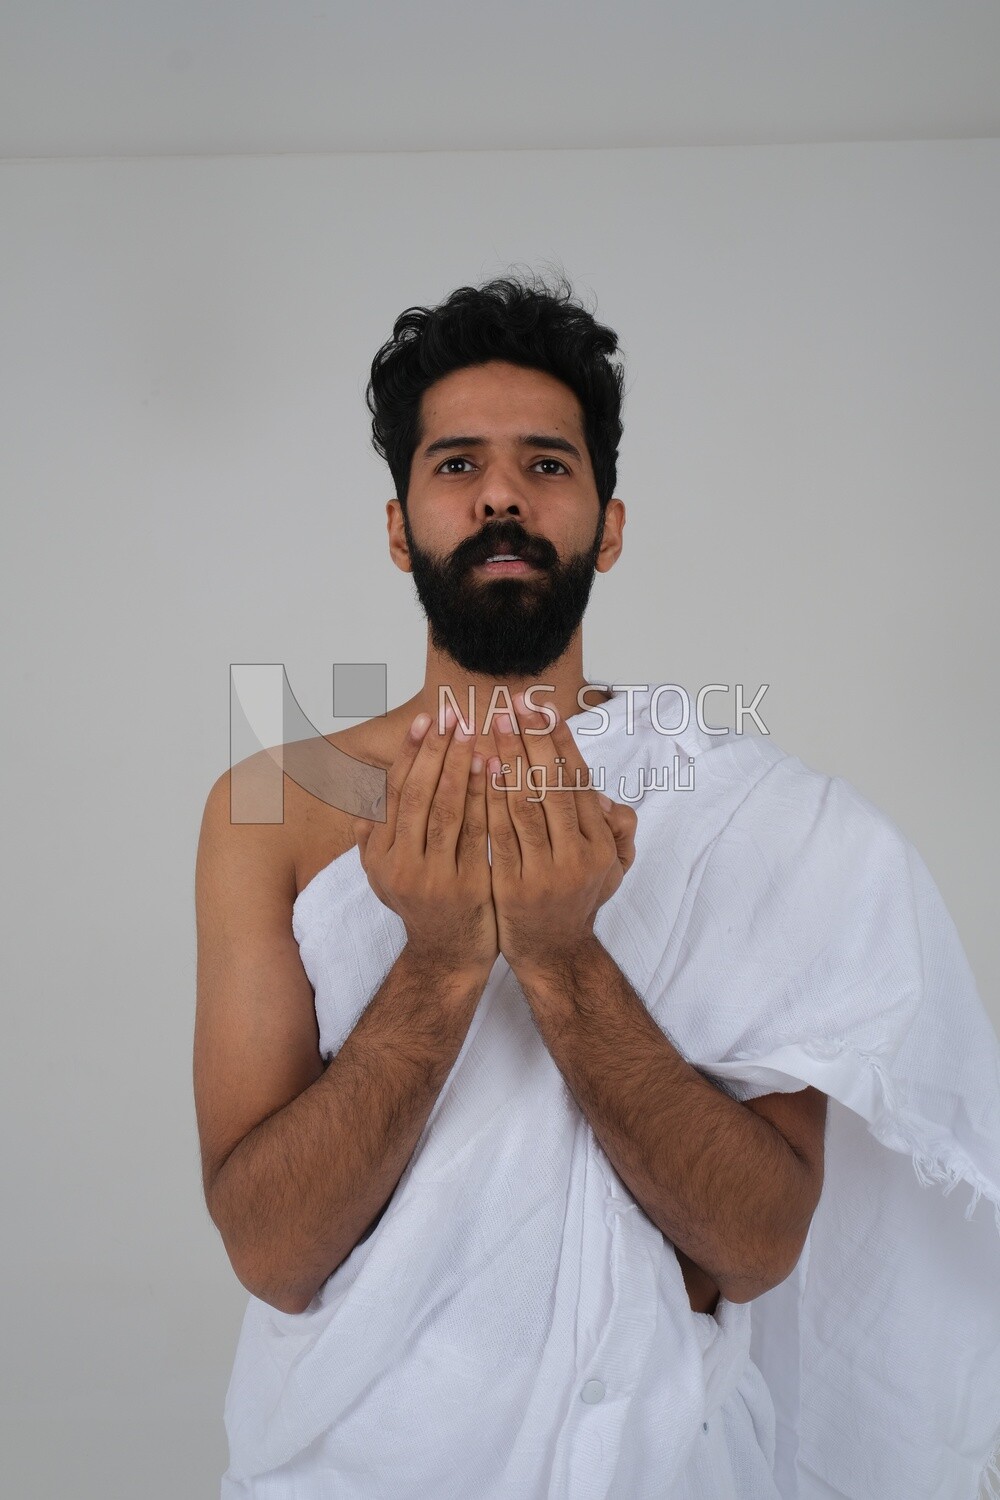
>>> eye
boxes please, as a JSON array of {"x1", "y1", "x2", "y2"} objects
[
  {"x1": 437, "y1": 457, "x2": 474, "y2": 474},
  {"x1": 435, "y1": 456, "x2": 569, "y2": 475}
]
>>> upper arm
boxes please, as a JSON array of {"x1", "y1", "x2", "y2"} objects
[
  {"x1": 744, "y1": 1084, "x2": 828, "y2": 1240},
  {"x1": 193, "y1": 758, "x2": 326, "y2": 1218}
]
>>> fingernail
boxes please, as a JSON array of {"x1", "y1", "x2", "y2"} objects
[
  {"x1": 598, "y1": 793, "x2": 612, "y2": 810},
  {"x1": 410, "y1": 712, "x2": 431, "y2": 738}
]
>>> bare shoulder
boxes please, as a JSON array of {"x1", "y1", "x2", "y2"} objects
[
  {"x1": 196, "y1": 747, "x2": 298, "y2": 908},
  {"x1": 191, "y1": 707, "x2": 413, "y2": 1233},
  {"x1": 198, "y1": 704, "x2": 414, "y2": 906},
  {"x1": 191, "y1": 716, "x2": 399, "y2": 1210},
  {"x1": 194, "y1": 753, "x2": 313, "y2": 1208},
  {"x1": 282, "y1": 712, "x2": 410, "y2": 896}
]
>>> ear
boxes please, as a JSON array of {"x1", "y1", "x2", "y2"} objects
[
  {"x1": 595, "y1": 498, "x2": 626, "y2": 574},
  {"x1": 386, "y1": 499, "x2": 412, "y2": 573}
]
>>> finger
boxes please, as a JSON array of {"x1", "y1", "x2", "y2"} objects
[
  {"x1": 381, "y1": 712, "x2": 433, "y2": 846},
  {"x1": 543, "y1": 713, "x2": 612, "y2": 845},
  {"x1": 425, "y1": 712, "x2": 479, "y2": 866},
  {"x1": 507, "y1": 695, "x2": 581, "y2": 851},
  {"x1": 455, "y1": 749, "x2": 489, "y2": 871},
  {"x1": 491, "y1": 711, "x2": 551, "y2": 861},
  {"x1": 392, "y1": 702, "x2": 462, "y2": 856},
  {"x1": 485, "y1": 749, "x2": 522, "y2": 876}
]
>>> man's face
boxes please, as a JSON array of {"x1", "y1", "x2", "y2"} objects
[{"x1": 392, "y1": 360, "x2": 611, "y2": 677}]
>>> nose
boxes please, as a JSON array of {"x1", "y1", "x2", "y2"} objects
[{"x1": 473, "y1": 461, "x2": 531, "y2": 526}]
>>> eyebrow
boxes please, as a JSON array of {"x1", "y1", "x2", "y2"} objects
[{"x1": 421, "y1": 433, "x2": 583, "y2": 464}]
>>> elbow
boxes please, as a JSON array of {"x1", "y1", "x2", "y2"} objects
[
  {"x1": 231, "y1": 1242, "x2": 324, "y2": 1315},
  {"x1": 204, "y1": 1162, "x2": 358, "y2": 1315},
  {"x1": 716, "y1": 1265, "x2": 791, "y2": 1305},
  {"x1": 716, "y1": 1274, "x2": 780, "y2": 1305},
  {"x1": 716, "y1": 1231, "x2": 810, "y2": 1306},
  {"x1": 205, "y1": 1169, "x2": 324, "y2": 1315},
  {"x1": 256, "y1": 1284, "x2": 317, "y2": 1316},
  {"x1": 231, "y1": 1252, "x2": 321, "y2": 1315},
  {"x1": 208, "y1": 1211, "x2": 321, "y2": 1316},
  {"x1": 716, "y1": 1158, "x2": 823, "y2": 1305}
]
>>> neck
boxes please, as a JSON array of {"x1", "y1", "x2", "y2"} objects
[{"x1": 411, "y1": 637, "x2": 612, "y2": 732}]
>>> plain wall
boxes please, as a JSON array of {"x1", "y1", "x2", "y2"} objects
[{"x1": 1, "y1": 139, "x2": 997, "y2": 1497}]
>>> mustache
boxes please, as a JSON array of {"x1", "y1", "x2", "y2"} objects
[{"x1": 451, "y1": 526, "x2": 555, "y2": 572}]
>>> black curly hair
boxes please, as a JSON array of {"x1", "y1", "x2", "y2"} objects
[{"x1": 365, "y1": 267, "x2": 625, "y2": 512}]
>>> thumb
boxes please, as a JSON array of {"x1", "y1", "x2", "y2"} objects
[
  {"x1": 597, "y1": 794, "x2": 637, "y2": 873},
  {"x1": 350, "y1": 816, "x2": 373, "y2": 861}
]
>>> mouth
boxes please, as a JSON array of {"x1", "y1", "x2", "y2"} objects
[{"x1": 474, "y1": 557, "x2": 540, "y2": 575}]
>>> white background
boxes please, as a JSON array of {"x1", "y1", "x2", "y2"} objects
[{"x1": 2, "y1": 6, "x2": 998, "y2": 1496}]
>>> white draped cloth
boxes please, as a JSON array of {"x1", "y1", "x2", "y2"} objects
[{"x1": 221, "y1": 687, "x2": 1000, "y2": 1498}]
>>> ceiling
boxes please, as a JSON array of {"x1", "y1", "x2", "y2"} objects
[{"x1": 2, "y1": 0, "x2": 999, "y2": 160}]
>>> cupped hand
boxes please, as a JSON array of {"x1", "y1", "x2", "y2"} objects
[
  {"x1": 484, "y1": 692, "x2": 638, "y2": 974},
  {"x1": 351, "y1": 705, "x2": 499, "y2": 975}
]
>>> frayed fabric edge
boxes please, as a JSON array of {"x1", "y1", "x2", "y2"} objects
[
  {"x1": 727, "y1": 1036, "x2": 1000, "y2": 1492},
  {"x1": 796, "y1": 1037, "x2": 1000, "y2": 1238},
  {"x1": 906, "y1": 1146, "x2": 1000, "y2": 1239},
  {"x1": 983, "y1": 1438, "x2": 1000, "y2": 1499},
  {"x1": 881, "y1": 1114, "x2": 1000, "y2": 1239},
  {"x1": 881, "y1": 1125, "x2": 1000, "y2": 1498},
  {"x1": 821, "y1": 1041, "x2": 1000, "y2": 1498}
]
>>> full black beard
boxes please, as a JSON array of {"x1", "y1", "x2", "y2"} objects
[{"x1": 401, "y1": 510, "x2": 606, "y2": 677}]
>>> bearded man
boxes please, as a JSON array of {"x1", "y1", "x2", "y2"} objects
[{"x1": 195, "y1": 273, "x2": 1000, "y2": 1499}]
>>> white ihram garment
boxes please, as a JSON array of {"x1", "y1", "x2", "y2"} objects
[{"x1": 221, "y1": 687, "x2": 1000, "y2": 1499}]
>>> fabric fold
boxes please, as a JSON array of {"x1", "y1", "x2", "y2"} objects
[{"x1": 221, "y1": 686, "x2": 1000, "y2": 1498}]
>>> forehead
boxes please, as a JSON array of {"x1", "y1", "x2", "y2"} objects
[{"x1": 418, "y1": 360, "x2": 585, "y2": 437}]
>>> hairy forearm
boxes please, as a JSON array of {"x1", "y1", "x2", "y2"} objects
[
  {"x1": 209, "y1": 947, "x2": 490, "y2": 1314},
  {"x1": 514, "y1": 935, "x2": 814, "y2": 1303}
]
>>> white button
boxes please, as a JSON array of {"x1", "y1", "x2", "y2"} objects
[{"x1": 580, "y1": 1379, "x2": 606, "y2": 1404}]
